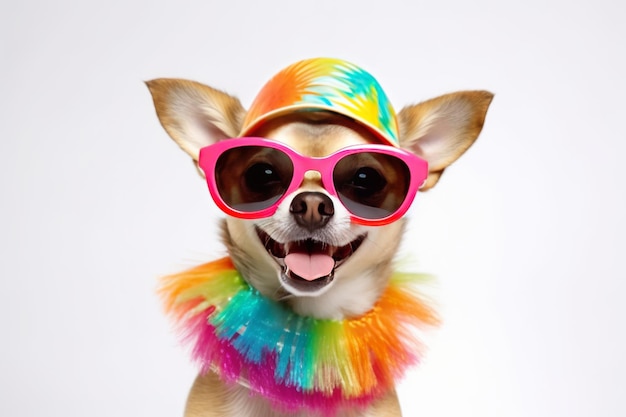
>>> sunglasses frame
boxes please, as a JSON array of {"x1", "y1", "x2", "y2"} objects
[{"x1": 198, "y1": 137, "x2": 429, "y2": 226}]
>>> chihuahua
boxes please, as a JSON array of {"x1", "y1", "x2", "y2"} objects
[{"x1": 147, "y1": 58, "x2": 492, "y2": 417}]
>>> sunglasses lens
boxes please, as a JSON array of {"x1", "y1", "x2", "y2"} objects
[
  {"x1": 333, "y1": 152, "x2": 411, "y2": 219},
  {"x1": 215, "y1": 146, "x2": 294, "y2": 212}
]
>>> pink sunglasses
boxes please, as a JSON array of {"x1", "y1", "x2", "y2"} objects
[{"x1": 198, "y1": 137, "x2": 428, "y2": 226}]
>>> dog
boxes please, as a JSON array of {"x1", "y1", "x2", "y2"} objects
[{"x1": 147, "y1": 58, "x2": 493, "y2": 417}]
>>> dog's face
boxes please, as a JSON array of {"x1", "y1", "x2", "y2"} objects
[
  {"x1": 222, "y1": 112, "x2": 409, "y2": 319},
  {"x1": 147, "y1": 77, "x2": 492, "y2": 320}
]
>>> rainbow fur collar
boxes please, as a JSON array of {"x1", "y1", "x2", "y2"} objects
[{"x1": 160, "y1": 257, "x2": 438, "y2": 414}]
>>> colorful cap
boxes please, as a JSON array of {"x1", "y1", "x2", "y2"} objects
[{"x1": 240, "y1": 57, "x2": 400, "y2": 147}]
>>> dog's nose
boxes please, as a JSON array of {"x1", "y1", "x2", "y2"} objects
[{"x1": 289, "y1": 192, "x2": 334, "y2": 231}]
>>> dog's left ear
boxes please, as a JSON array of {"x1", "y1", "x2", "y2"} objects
[
  {"x1": 398, "y1": 91, "x2": 493, "y2": 190},
  {"x1": 146, "y1": 79, "x2": 246, "y2": 161}
]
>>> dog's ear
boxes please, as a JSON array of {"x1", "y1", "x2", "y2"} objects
[
  {"x1": 146, "y1": 79, "x2": 246, "y2": 161},
  {"x1": 398, "y1": 91, "x2": 493, "y2": 190}
]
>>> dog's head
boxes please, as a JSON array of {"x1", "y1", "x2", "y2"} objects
[{"x1": 147, "y1": 58, "x2": 492, "y2": 319}]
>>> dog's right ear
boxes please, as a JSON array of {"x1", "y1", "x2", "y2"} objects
[
  {"x1": 397, "y1": 91, "x2": 493, "y2": 190},
  {"x1": 146, "y1": 79, "x2": 246, "y2": 161}
]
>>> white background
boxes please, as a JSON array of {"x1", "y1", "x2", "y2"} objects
[{"x1": 2, "y1": 1, "x2": 625, "y2": 416}]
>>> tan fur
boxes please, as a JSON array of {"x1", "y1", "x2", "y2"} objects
[
  {"x1": 147, "y1": 77, "x2": 492, "y2": 417},
  {"x1": 398, "y1": 91, "x2": 494, "y2": 189},
  {"x1": 185, "y1": 373, "x2": 401, "y2": 417},
  {"x1": 146, "y1": 79, "x2": 246, "y2": 159}
]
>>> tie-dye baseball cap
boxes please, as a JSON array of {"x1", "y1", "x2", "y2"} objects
[{"x1": 240, "y1": 57, "x2": 400, "y2": 147}]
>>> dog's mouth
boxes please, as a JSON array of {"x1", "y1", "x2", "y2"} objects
[{"x1": 256, "y1": 227, "x2": 366, "y2": 295}]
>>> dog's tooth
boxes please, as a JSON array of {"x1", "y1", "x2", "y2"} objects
[
  {"x1": 256, "y1": 226, "x2": 288, "y2": 258},
  {"x1": 268, "y1": 238, "x2": 285, "y2": 258}
]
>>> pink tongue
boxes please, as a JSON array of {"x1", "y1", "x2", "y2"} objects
[{"x1": 284, "y1": 253, "x2": 335, "y2": 281}]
